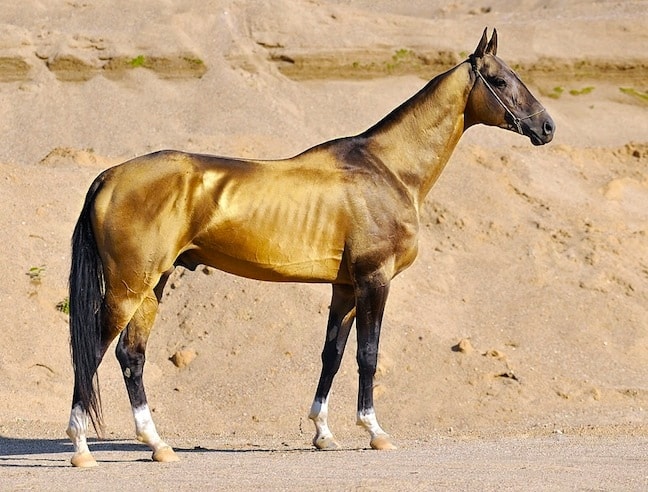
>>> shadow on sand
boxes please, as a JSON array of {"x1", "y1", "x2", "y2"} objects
[{"x1": 0, "y1": 435, "x2": 322, "y2": 468}]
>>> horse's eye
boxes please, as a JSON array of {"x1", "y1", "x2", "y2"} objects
[{"x1": 491, "y1": 77, "x2": 507, "y2": 88}]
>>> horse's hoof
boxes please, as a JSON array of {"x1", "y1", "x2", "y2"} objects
[
  {"x1": 152, "y1": 446, "x2": 180, "y2": 463},
  {"x1": 70, "y1": 452, "x2": 98, "y2": 468},
  {"x1": 313, "y1": 436, "x2": 341, "y2": 450},
  {"x1": 370, "y1": 435, "x2": 397, "y2": 450}
]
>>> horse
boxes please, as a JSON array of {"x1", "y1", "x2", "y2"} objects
[{"x1": 66, "y1": 28, "x2": 554, "y2": 467}]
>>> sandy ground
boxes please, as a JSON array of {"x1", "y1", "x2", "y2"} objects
[
  {"x1": 2, "y1": 436, "x2": 647, "y2": 491},
  {"x1": 1, "y1": 0, "x2": 647, "y2": 489}
]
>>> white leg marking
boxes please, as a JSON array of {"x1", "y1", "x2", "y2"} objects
[
  {"x1": 356, "y1": 408, "x2": 388, "y2": 440},
  {"x1": 133, "y1": 404, "x2": 179, "y2": 462},
  {"x1": 66, "y1": 404, "x2": 91, "y2": 455},
  {"x1": 66, "y1": 404, "x2": 97, "y2": 467},
  {"x1": 357, "y1": 408, "x2": 396, "y2": 450},
  {"x1": 309, "y1": 397, "x2": 340, "y2": 449},
  {"x1": 308, "y1": 397, "x2": 333, "y2": 442},
  {"x1": 133, "y1": 404, "x2": 165, "y2": 450}
]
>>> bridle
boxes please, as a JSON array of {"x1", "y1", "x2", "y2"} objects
[{"x1": 471, "y1": 62, "x2": 545, "y2": 135}]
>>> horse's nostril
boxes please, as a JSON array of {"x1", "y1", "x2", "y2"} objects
[{"x1": 543, "y1": 120, "x2": 554, "y2": 136}]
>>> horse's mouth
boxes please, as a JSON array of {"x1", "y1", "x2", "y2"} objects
[
  {"x1": 507, "y1": 122, "x2": 549, "y2": 146},
  {"x1": 529, "y1": 132, "x2": 545, "y2": 146}
]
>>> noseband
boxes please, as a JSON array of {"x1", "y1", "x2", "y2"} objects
[{"x1": 471, "y1": 63, "x2": 545, "y2": 135}]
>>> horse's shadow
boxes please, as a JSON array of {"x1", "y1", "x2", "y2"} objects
[
  {"x1": 0, "y1": 435, "x2": 138, "y2": 456},
  {"x1": 0, "y1": 435, "x2": 317, "y2": 467},
  {"x1": 0, "y1": 436, "x2": 144, "y2": 468}
]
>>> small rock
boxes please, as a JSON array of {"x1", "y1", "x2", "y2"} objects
[
  {"x1": 170, "y1": 349, "x2": 197, "y2": 368},
  {"x1": 452, "y1": 338, "x2": 474, "y2": 354}
]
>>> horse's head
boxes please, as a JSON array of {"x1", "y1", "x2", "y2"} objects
[{"x1": 465, "y1": 28, "x2": 555, "y2": 146}]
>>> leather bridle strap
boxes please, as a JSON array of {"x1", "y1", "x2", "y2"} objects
[{"x1": 472, "y1": 65, "x2": 545, "y2": 135}]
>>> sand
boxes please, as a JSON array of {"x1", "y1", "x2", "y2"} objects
[{"x1": 0, "y1": 0, "x2": 647, "y2": 489}]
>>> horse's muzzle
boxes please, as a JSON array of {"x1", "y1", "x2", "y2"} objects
[{"x1": 528, "y1": 114, "x2": 555, "y2": 146}]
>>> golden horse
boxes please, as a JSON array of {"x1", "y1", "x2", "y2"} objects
[{"x1": 66, "y1": 28, "x2": 554, "y2": 467}]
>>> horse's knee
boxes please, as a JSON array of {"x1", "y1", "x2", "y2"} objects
[
  {"x1": 115, "y1": 327, "x2": 150, "y2": 413},
  {"x1": 115, "y1": 333, "x2": 145, "y2": 368}
]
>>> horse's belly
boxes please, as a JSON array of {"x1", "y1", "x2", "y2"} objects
[
  {"x1": 189, "y1": 218, "x2": 347, "y2": 283},
  {"x1": 190, "y1": 239, "x2": 345, "y2": 283},
  {"x1": 205, "y1": 251, "x2": 344, "y2": 283}
]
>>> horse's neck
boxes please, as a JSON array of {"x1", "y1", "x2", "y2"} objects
[{"x1": 363, "y1": 62, "x2": 473, "y2": 208}]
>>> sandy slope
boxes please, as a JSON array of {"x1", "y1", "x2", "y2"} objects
[{"x1": 0, "y1": 0, "x2": 647, "y2": 484}]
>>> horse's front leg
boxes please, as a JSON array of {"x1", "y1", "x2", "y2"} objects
[
  {"x1": 309, "y1": 284, "x2": 356, "y2": 450},
  {"x1": 354, "y1": 275, "x2": 396, "y2": 450}
]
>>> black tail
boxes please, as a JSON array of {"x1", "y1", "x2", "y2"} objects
[{"x1": 69, "y1": 176, "x2": 106, "y2": 435}]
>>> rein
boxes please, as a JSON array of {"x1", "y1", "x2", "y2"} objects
[{"x1": 471, "y1": 63, "x2": 545, "y2": 135}]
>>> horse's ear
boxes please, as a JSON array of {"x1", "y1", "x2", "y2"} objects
[
  {"x1": 473, "y1": 28, "x2": 489, "y2": 58},
  {"x1": 486, "y1": 28, "x2": 498, "y2": 55}
]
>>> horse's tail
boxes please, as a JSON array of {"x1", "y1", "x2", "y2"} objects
[{"x1": 69, "y1": 176, "x2": 106, "y2": 435}]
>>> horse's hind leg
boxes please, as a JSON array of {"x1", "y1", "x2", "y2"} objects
[
  {"x1": 67, "y1": 299, "x2": 137, "y2": 467},
  {"x1": 309, "y1": 284, "x2": 356, "y2": 450},
  {"x1": 115, "y1": 273, "x2": 179, "y2": 463},
  {"x1": 67, "y1": 404, "x2": 97, "y2": 467}
]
